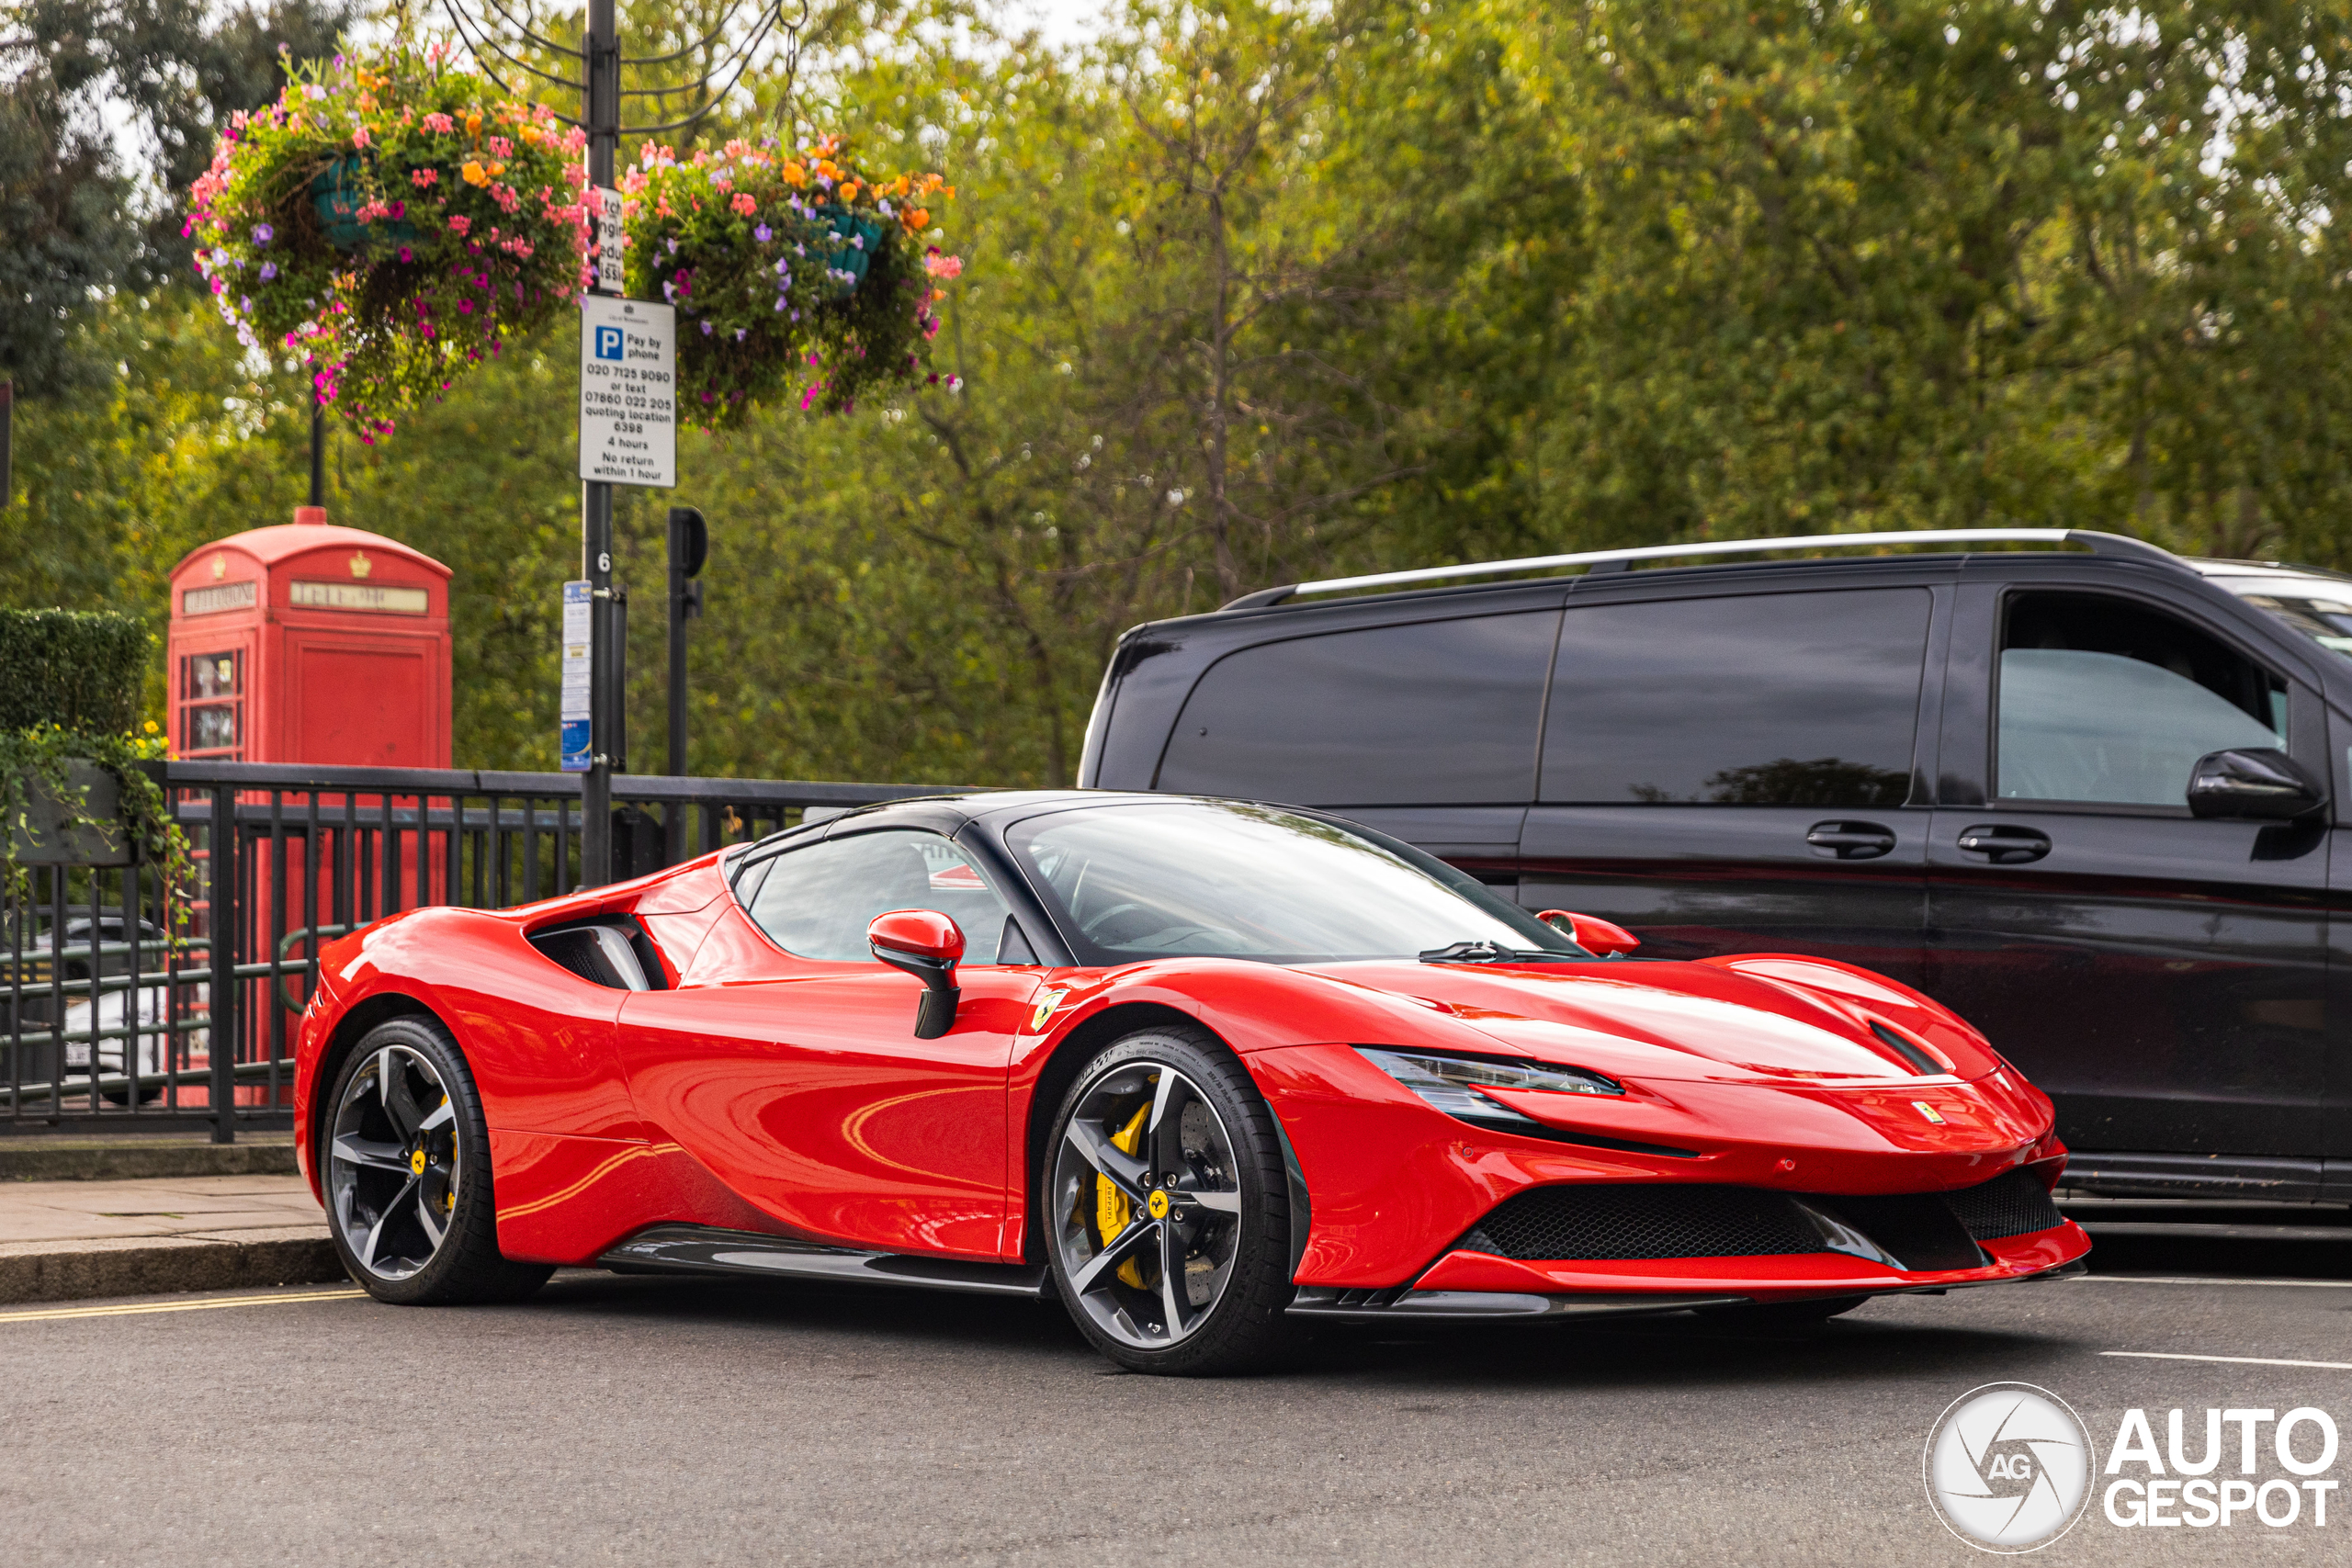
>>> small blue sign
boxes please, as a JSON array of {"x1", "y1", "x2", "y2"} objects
[
  {"x1": 559, "y1": 718, "x2": 592, "y2": 773},
  {"x1": 594, "y1": 325, "x2": 625, "y2": 361}
]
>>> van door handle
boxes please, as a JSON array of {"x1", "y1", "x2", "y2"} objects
[
  {"x1": 1956, "y1": 825, "x2": 2052, "y2": 864},
  {"x1": 1805, "y1": 821, "x2": 1898, "y2": 860}
]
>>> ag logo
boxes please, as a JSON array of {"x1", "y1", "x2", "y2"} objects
[{"x1": 1923, "y1": 1382, "x2": 2095, "y2": 1552}]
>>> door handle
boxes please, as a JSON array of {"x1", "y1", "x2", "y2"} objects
[
  {"x1": 1805, "y1": 821, "x2": 1898, "y2": 860},
  {"x1": 1955, "y1": 825, "x2": 2052, "y2": 864}
]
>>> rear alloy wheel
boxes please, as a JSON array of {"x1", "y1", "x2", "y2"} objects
[
  {"x1": 323, "y1": 1016, "x2": 551, "y2": 1305},
  {"x1": 1046, "y1": 1026, "x2": 1299, "y2": 1374}
]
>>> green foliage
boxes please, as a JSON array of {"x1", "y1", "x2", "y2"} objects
[
  {"x1": 0, "y1": 615, "x2": 186, "y2": 907},
  {"x1": 622, "y1": 138, "x2": 956, "y2": 423},
  {"x1": 10, "y1": 0, "x2": 2352, "y2": 795},
  {"x1": 187, "y1": 40, "x2": 593, "y2": 436},
  {"x1": 0, "y1": 610, "x2": 151, "y2": 735},
  {"x1": 0, "y1": 0, "x2": 357, "y2": 393}
]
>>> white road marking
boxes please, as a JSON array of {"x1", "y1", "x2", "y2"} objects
[
  {"x1": 2103, "y1": 1351, "x2": 2352, "y2": 1371},
  {"x1": 0, "y1": 1288, "x2": 364, "y2": 1325},
  {"x1": 2072, "y1": 1275, "x2": 2352, "y2": 1289}
]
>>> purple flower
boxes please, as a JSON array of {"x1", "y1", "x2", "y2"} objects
[
  {"x1": 735, "y1": 328, "x2": 746, "y2": 341},
  {"x1": 701, "y1": 320, "x2": 713, "y2": 334},
  {"x1": 753, "y1": 224, "x2": 772, "y2": 243},
  {"x1": 258, "y1": 262, "x2": 277, "y2": 280},
  {"x1": 253, "y1": 223, "x2": 274, "y2": 244}
]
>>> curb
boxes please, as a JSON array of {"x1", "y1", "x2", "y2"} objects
[
  {"x1": 0, "y1": 1138, "x2": 300, "y2": 1182},
  {"x1": 0, "y1": 1226, "x2": 346, "y2": 1305}
]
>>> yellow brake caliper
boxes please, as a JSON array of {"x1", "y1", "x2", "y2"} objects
[{"x1": 1094, "y1": 1101, "x2": 1151, "y2": 1289}]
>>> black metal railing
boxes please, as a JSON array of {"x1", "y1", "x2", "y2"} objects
[{"x1": 2, "y1": 761, "x2": 959, "y2": 1139}]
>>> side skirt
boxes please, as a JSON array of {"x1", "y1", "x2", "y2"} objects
[{"x1": 599, "y1": 1224, "x2": 1049, "y2": 1300}]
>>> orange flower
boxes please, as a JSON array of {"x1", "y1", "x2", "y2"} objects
[
  {"x1": 839, "y1": 180, "x2": 860, "y2": 201},
  {"x1": 465, "y1": 108, "x2": 483, "y2": 135},
  {"x1": 901, "y1": 206, "x2": 929, "y2": 231},
  {"x1": 462, "y1": 161, "x2": 489, "y2": 186},
  {"x1": 782, "y1": 161, "x2": 808, "y2": 186}
]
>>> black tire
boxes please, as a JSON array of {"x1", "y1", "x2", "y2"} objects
[
  {"x1": 1043, "y1": 1023, "x2": 1302, "y2": 1375},
  {"x1": 322, "y1": 1015, "x2": 551, "y2": 1305},
  {"x1": 1697, "y1": 1294, "x2": 1869, "y2": 1330}
]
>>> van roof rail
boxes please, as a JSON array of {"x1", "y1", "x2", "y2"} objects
[{"x1": 1220, "y1": 528, "x2": 2180, "y2": 610}]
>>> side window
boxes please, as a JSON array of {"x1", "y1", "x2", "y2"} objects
[
  {"x1": 1541, "y1": 588, "x2": 1931, "y2": 806},
  {"x1": 743, "y1": 830, "x2": 1016, "y2": 963},
  {"x1": 1152, "y1": 612, "x2": 1557, "y2": 806},
  {"x1": 1996, "y1": 592, "x2": 2285, "y2": 807}
]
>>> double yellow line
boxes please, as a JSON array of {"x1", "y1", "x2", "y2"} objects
[{"x1": 0, "y1": 1288, "x2": 364, "y2": 1325}]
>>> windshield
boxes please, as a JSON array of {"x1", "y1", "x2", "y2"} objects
[
  {"x1": 2207, "y1": 573, "x2": 2352, "y2": 658},
  {"x1": 1004, "y1": 799, "x2": 1579, "y2": 965}
]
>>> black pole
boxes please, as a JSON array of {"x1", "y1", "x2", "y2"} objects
[
  {"x1": 1, "y1": 378, "x2": 13, "y2": 509},
  {"x1": 308, "y1": 400, "x2": 324, "y2": 508},
  {"x1": 664, "y1": 505, "x2": 704, "y2": 865},
  {"x1": 580, "y1": 0, "x2": 620, "y2": 885}
]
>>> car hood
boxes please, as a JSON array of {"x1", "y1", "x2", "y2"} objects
[{"x1": 1298, "y1": 956, "x2": 2004, "y2": 1087}]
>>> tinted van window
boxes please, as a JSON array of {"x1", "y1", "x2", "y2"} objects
[
  {"x1": 1154, "y1": 612, "x2": 1557, "y2": 806},
  {"x1": 1996, "y1": 592, "x2": 2285, "y2": 806},
  {"x1": 1541, "y1": 588, "x2": 1930, "y2": 806}
]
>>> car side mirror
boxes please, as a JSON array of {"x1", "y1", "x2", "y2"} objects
[
  {"x1": 1536, "y1": 908, "x2": 1641, "y2": 957},
  {"x1": 868, "y1": 909, "x2": 965, "y2": 1038},
  {"x1": 2186, "y1": 749, "x2": 2326, "y2": 821}
]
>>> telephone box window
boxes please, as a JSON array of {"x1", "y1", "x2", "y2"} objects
[
  {"x1": 187, "y1": 704, "x2": 240, "y2": 750},
  {"x1": 187, "y1": 651, "x2": 241, "y2": 699}
]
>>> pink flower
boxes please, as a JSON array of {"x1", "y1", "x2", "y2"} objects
[
  {"x1": 424, "y1": 112, "x2": 454, "y2": 134},
  {"x1": 412, "y1": 168, "x2": 439, "y2": 186},
  {"x1": 449, "y1": 215, "x2": 470, "y2": 235},
  {"x1": 730, "y1": 192, "x2": 756, "y2": 217},
  {"x1": 923, "y1": 254, "x2": 964, "y2": 278},
  {"x1": 352, "y1": 127, "x2": 371, "y2": 149}
]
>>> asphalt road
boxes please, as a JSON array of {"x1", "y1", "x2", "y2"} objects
[{"x1": 6, "y1": 1233, "x2": 2352, "y2": 1566}]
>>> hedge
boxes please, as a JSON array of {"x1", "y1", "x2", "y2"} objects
[{"x1": 0, "y1": 610, "x2": 151, "y2": 738}]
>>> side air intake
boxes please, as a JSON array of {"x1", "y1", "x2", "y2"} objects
[{"x1": 528, "y1": 920, "x2": 654, "y2": 991}]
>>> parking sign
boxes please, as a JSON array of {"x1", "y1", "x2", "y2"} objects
[{"x1": 577, "y1": 295, "x2": 674, "y2": 488}]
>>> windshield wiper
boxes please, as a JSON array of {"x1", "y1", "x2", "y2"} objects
[{"x1": 1416, "y1": 941, "x2": 1582, "y2": 965}]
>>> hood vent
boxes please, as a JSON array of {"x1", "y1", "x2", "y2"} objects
[{"x1": 1868, "y1": 1020, "x2": 1944, "y2": 1076}]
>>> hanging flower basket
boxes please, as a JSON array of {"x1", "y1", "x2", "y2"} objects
[
  {"x1": 621, "y1": 136, "x2": 962, "y2": 426},
  {"x1": 186, "y1": 39, "x2": 591, "y2": 442}
]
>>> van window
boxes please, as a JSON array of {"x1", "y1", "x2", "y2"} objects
[
  {"x1": 1540, "y1": 588, "x2": 1930, "y2": 806},
  {"x1": 1996, "y1": 592, "x2": 2285, "y2": 806},
  {"x1": 1153, "y1": 612, "x2": 1557, "y2": 806}
]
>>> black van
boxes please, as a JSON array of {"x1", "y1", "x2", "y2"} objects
[{"x1": 1079, "y1": 528, "x2": 2352, "y2": 1202}]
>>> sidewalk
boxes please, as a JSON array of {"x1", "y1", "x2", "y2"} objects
[{"x1": 0, "y1": 1171, "x2": 344, "y2": 1304}]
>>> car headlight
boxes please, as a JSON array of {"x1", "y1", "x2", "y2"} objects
[{"x1": 1357, "y1": 1046, "x2": 1622, "y2": 1133}]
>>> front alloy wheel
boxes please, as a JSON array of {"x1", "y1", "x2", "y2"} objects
[{"x1": 1046, "y1": 1027, "x2": 1299, "y2": 1373}]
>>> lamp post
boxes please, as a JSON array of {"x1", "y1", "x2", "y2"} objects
[{"x1": 580, "y1": 0, "x2": 621, "y2": 884}]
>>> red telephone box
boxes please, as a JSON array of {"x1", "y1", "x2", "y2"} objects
[
  {"x1": 165, "y1": 512, "x2": 451, "y2": 765},
  {"x1": 165, "y1": 512, "x2": 455, "y2": 1111}
]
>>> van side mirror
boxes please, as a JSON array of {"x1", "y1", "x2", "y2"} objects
[
  {"x1": 2186, "y1": 749, "x2": 2326, "y2": 821},
  {"x1": 868, "y1": 909, "x2": 965, "y2": 1038},
  {"x1": 1536, "y1": 908, "x2": 1641, "y2": 957}
]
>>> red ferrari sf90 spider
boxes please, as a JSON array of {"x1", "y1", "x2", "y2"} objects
[{"x1": 294, "y1": 792, "x2": 2088, "y2": 1373}]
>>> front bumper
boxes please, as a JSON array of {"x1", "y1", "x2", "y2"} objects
[
  {"x1": 1250, "y1": 1041, "x2": 2074, "y2": 1289},
  {"x1": 1289, "y1": 1226, "x2": 2091, "y2": 1319}
]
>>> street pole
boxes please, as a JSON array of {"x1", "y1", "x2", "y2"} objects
[
  {"x1": 580, "y1": 0, "x2": 620, "y2": 885},
  {"x1": 664, "y1": 505, "x2": 705, "y2": 863},
  {"x1": 308, "y1": 400, "x2": 324, "y2": 509}
]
